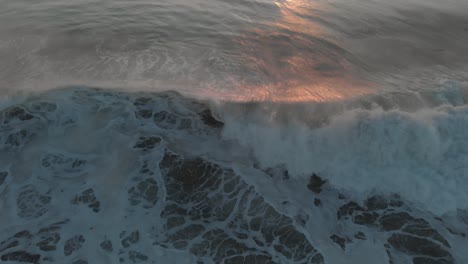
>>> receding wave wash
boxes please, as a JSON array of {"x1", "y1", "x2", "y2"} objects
[{"x1": 0, "y1": 0, "x2": 467, "y2": 264}]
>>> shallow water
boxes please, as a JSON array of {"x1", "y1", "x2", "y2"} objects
[{"x1": 1, "y1": 1, "x2": 468, "y2": 263}]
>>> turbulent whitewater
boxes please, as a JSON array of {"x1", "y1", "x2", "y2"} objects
[
  {"x1": 0, "y1": 86, "x2": 467, "y2": 264},
  {"x1": 1, "y1": 0, "x2": 468, "y2": 263}
]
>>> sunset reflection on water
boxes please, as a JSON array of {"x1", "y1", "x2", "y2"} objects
[{"x1": 200, "y1": 0, "x2": 375, "y2": 103}]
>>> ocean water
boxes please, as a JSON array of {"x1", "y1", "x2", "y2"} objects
[{"x1": 0, "y1": 0, "x2": 467, "y2": 263}]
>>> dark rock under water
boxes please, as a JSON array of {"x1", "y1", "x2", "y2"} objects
[{"x1": 0, "y1": 87, "x2": 466, "y2": 264}]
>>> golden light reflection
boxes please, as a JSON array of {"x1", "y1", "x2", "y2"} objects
[
  {"x1": 207, "y1": 0, "x2": 375, "y2": 103},
  {"x1": 274, "y1": 0, "x2": 329, "y2": 38},
  {"x1": 198, "y1": 78, "x2": 372, "y2": 103}
]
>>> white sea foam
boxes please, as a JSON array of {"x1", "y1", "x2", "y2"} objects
[
  {"x1": 219, "y1": 88, "x2": 468, "y2": 215},
  {"x1": 1, "y1": 86, "x2": 467, "y2": 263}
]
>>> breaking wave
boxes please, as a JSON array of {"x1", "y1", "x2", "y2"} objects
[
  {"x1": 221, "y1": 100, "x2": 468, "y2": 215},
  {"x1": 1, "y1": 84, "x2": 468, "y2": 263},
  {"x1": 2, "y1": 82, "x2": 467, "y2": 216}
]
